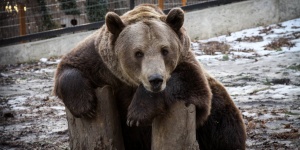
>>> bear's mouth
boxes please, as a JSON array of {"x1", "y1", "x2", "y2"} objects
[
  {"x1": 149, "y1": 80, "x2": 163, "y2": 92},
  {"x1": 142, "y1": 82, "x2": 166, "y2": 93},
  {"x1": 145, "y1": 74, "x2": 166, "y2": 93}
]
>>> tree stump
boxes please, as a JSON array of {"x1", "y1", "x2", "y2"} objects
[
  {"x1": 65, "y1": 86, "x2": 125, "y2": 150},
  {"x1": 152, "y1": 102, "x2": 199, "y2": 150},
  {"x1": 65, "y1": 86, "x2": 199, "y2": 150}
]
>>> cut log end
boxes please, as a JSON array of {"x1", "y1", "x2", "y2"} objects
[{"x1": 152, "y1": 101, "x2": 199, "y2": 150}]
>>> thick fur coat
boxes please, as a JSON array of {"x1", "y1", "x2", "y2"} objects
[{"x1": 54, "y1": 4, "x2": 246, "y2": 150}]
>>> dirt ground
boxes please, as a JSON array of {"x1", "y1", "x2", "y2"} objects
[
  {"x1": 1, "y1": 19, "x2": 300, "y2": 149},
  {"x1": 198, "y1": 52, "x2": 300, "y2": 149},
  {"x1": 1, "y1": 52, "x2": 299, "y2": 150},
  {"x1": 0, "y1": 60, "x2": 69, "y2": 150},
  {"x1": 192, "y1": 18, "x2": 300, "y2": 149}
]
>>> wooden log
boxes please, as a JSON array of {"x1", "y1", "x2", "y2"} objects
[
  {"x1": 65, "y1": 86, "x2": 124, "y2": 150},
  {"x1": 152, "y1": 101, "x2": 199, "y2": 150}
]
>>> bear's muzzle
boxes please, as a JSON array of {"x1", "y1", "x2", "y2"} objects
[{"x1": 148, "y1": 74, "x2": 163, "y2": 92}]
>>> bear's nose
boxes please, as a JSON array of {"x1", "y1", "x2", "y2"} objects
[{"x1": 148, "y1": 74, "x2": 163, "y2": 92}]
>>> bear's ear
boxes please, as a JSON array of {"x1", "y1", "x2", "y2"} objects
[
  {"x1": 105, "y1": 12, "x2": 125, "y2": 35},
  {"x1": 166, "y1": 8, "x2": 184, "y2": 32}
]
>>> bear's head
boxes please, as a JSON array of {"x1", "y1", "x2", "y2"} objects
[{"x1": 104, "y1": 6, "x2": 189, "y2": 92}]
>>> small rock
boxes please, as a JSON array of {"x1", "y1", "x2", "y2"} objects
[
  {"x1": 284, "y1": 124, "x2": 291, "y2": 129},
  {"x1": 271, "y1": 78, "x2": 290, "y2": 85},
  {"x1": 3, "y1": 112, "x2": 14, "y2": 118},
  {"x1": 247, "y1": 121, "x2": 256, "y2": 130}
]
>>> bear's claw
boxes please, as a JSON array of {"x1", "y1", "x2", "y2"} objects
[
  {"x1": 127, "y1": 103, "x2": 153, "y2": 127},
  {"x1": 126, "y1": 118, "x2": 147, "y2": 127},
  {"x1": 84, "y1": 110, "x2": 96, "y2": 118},
  {"x1": 127, "y1": 119, "x2": 141, "y2": 127}
]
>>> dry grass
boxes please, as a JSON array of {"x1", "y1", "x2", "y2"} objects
[
  {"x1": 270, "y1": 129, "x2": 300, "y2": 140},
  {"x1": 259, "y1": 27, "x2": 273, "y2": 34},
  {"x1": 291, "y1": 26, "x2": 300, "y2": 29},
  {"x1": 292, "y1": 31, "x2": 300, "y2": 39},
  {"x1": 199, "y1": 41, "x2": 230, "y2": 55},
  {"x1": 231, "y1": 48, "x2": 255, "y2": 53},
  {"x1": 236, "y1": 36, "x2": 263, "y2": 42},
  {"x1": 264, "y1": 38, "x2": 295, "y2": 50},
  {"x1": 259, "y1": 24, "x2": 285, "y2": 35}
]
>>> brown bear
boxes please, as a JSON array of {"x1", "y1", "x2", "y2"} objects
[{"x1": 54, "y1": 4, "x2": 246, "y2": 150}]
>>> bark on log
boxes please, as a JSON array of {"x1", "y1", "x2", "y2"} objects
[
  {"x1": 65, "y1": 86, "x2": 124, "y2": 150},
  {"x1": 152, "y1": 101, "x2": 199, "y2": 150}
]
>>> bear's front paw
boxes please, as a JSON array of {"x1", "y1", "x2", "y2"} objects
[
  {"x1": 70, "y1": 100, "x2": 97, "y2": 118},
  {"x1": 54, "y1": 68, "x2": 97, "y2": 118},
  {"x1": 64, "y1": 90, "x2": 97, "y2": 118},
  {"x1": 126, "y1": 110, "x2": 153, "y2": 127},
  {"x1": 126, "y1": 85, "x2": 166, "y2": 127}
]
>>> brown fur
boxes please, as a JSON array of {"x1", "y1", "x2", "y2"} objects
[
  {"x1": 196, "y1": 74, "x2": 246, "y2": 150},
  {"x1": 54, "y1": 4, "x2": 246, "y2": 150}
]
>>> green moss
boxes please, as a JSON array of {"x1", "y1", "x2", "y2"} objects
[
  {"x1": 222, "y1": 54, "x2": 229, "y2": 61},
  {"x1": 263, "y1": 78, "x2": 271, "y2": 85},
  {"x1": 86, "y1": 0, "x2": 107, "y2": 22},
  {"x1": 58, "y1": 0, "x2": 80, "y2": 15},
  {"x1": 236, "y1": 76, "x2": 257, "y2": 81},
  {"x1": 285, "y1": 111, "x2": 300, "y2": 116},
  {"x1": 249, "y1": 87, "x2": 270, "y2": 95},
  {"x1": 287, "y1": 64, "x2": 300, "y2": 71},
  {"x1": 37, "y1": 0, "x2": 57, "y2": 30}
]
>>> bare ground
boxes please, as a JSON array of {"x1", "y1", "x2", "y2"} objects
[
  {"x1": 0, "y1": 60, "x2": 69, "y2": 150},
  {"x1": 198, "y1": 51, "x2": 300, "y2": 149},
  {"x1": 0, "y1": 49, "x2": 299, "y2": 149},
  {"x1": 1, "y1": 19, "x2": 300, "y2": 149}
]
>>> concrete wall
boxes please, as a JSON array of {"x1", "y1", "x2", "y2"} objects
[
  {"x1": 0, "y1": 31, "x2": 94, "y2": 65},
  {"x1": 184, "y1": 0, "x2": 300, "y2": 39},
  {"x1": 1, "y1": 0, "x2": 300, "y2": 65}
]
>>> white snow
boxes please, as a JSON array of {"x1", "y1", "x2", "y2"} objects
[
  {"x1": 50, "y1": 106, "x2": 65, "y2": 110},
  {"x1": 39, "y1": 58, "x2": 48, "y2": 63},
  {"x1": 242, "y1": 112, "x2": 257, "y2": 117},
  {"x1": 7, "y1": 96, "x2": 27, "y2": 105},
  {"x1": 39, "y1": 57, "x2": 61, "y2": 65},
  {"x1": 34, "y1": 68, "x2": 55, "y2": 73},
  {"x1": 194, "y1": 18, "x2": 300, "y2": 60}
]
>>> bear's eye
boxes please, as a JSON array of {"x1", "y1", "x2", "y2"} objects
[
  {"x1": 161, "y1": 48, "x2": 169, "y2": 56},
  {"x1": 135, "y1": 51, "x2": 144, "y2": 58}
]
